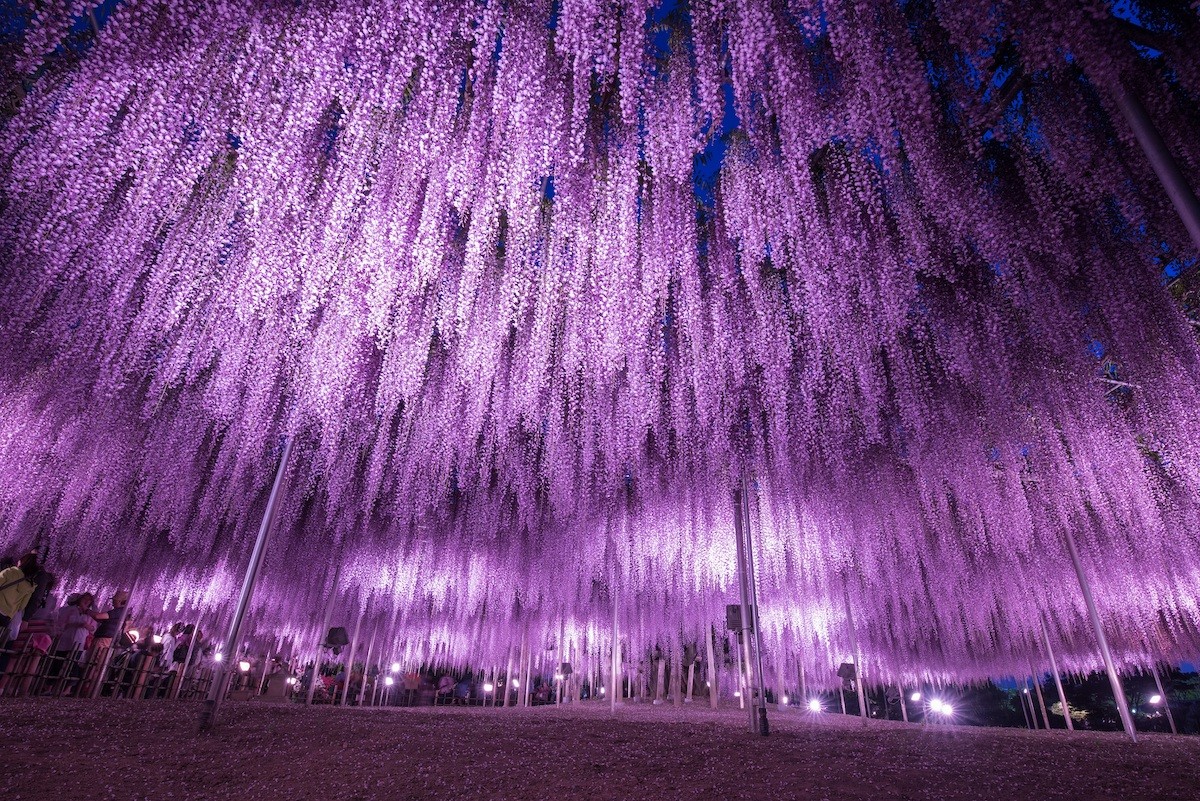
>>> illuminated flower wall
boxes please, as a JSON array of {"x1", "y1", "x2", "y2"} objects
[{"x1": 1, "y1": 0, "x2": 1198, "y2": 688}]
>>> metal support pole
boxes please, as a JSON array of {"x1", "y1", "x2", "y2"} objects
[
  {"x1": 1113, "y1": 83, "x2": 1200, "y2": 253},
  {"x1": 504, "y1": 645, "x2": 515, "y2": 708},
  {"x1": 1023, "y1": 681, "x2": 1040, "y2": 729},
  {"x1": 734, "y1": 630, "x2": 747, "y2": 710},
  {"x1": 732, "y1": 481, "x2": 760, "y2": 734},
  {"x1": 171, "y1": 611, "x2": 205, "y2": 701},
  {"x1": 740, "y1": 475, "x2": 770, "y2": 735},
  {"x1": 1018, "y1": 684, "x2": 1033, "y2": 729},
  {"x1": 1064, "y1": 529, "x2": 1136, "y2": 741},
  {"x1": 199, "y1": 436, "x2": 293, "y2": 730},
  {"x1": 258, "y1": 635, "x2": 279, "y2": 696},
  {"x1": 359, "y1": 624, "x2": 377, "y2": 707},
  {"x1": 518, "y1": 628, "x2": 530, "y2": 708},
  {"x1": 610, "y1": 585, "x2": 619, "y2": 712},
  {"x1": 307, "y1": 560, "x2": 343, "y2": 706},
  {"x1": 1039, "y1": 617, "x2": 1074, "y2": 731},
  {"x1": 1029, "y1": 663, "x2": 1051, "y2": 730},
  {"x1": 706, "y1": 625, "x2": 718, "y2": 709},
  {"x1": 844, "y1": 588, "x2": 868, "y2": 721},
  {"x1": 340, "y1": 612, "x2": 363, "y2": 706},
  {"x1": 1151, "y1": 664, "x2": 1178, "y2": 735},
  {"x1": 898, "y1": 686, "x2": 909, "y2": 723}
]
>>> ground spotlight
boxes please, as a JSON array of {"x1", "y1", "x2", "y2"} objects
[
  {"x1": 390, "y1": 662, "x2": 401, "y2": 673},
  {"x1": 807, "y1": 698, "x2": 822, "y2": 713},
  {"x1": 385, "y1": 676, "x2": 394, "y2": 686},
  {"x1": 780, "y1": 695, "x2": 789, "y2": 705},
  {"x1": 910, "y1": 691, "x2": 921, "y2": 702},
  {"x1": 213, "y1": 652, "x2": 223, "y2": 662},
  {"x1": 1149, "y1": 694, "x2": 1162, "y2": 705},
  {"x1": 483, "y1": 682, "x2": 495, "y2": 692}
]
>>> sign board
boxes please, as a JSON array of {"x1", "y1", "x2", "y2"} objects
[{"x1": 726, "y1": 604, "x2": 756, "y2": 631}]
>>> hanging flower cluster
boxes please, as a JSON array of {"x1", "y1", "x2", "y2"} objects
[{"x1": 1, "y1": 0, "x2": 1199, "y2": 686}]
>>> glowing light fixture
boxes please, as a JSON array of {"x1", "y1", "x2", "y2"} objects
[{"x1": 807, "y1": 698, "x2": 822, "y2": 713}]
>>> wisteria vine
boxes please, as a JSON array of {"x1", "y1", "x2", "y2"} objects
[{"x1": 1, "y1": 0, "x2": 1199, "y2": 687}]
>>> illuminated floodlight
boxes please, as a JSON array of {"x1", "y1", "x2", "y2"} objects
[
  {"x1": 807, "y1": 698, "x2": 822, "y2": 713},
  {"x1": 929, "y1": 698, "x2": 944, "y2": 713},
  {"x1": 553, "y1": 673, "x2": 564, "y2": 681},
  {"x1": 780, "y1": 695, "x2": 789, "y2": 705},
  {"x1": 1023, "y1": 688, "x2": 1030, "y2": 694},
  {"x1": 599, "y1": 686, "x2": 606, "y2": 695},
  {"x1": 941, "y1": 703, "x2": 954, "y2": 716},
  {"x1": 483, "y1": 682, "x2": 495, "y2": 692},
  {"x1": 213, "y1": 652, "x2": 224, "y2": 662},
  {"x1": 512, "y1": 680, "x2": 519, "y2": 689},
  {"x1": 1149, "y1": 694, "x2": 1162, "y2": 705},
  {"x1": 152, "y1": 634, "x2": 163, "y2": 644},
  {"x1": 734, "y1": 691, "x2": 742, "y2": 698},
  {"x1": 910, "y1": 692, "x2": 921, "y2": 702},
  {"x1": 129, "y1": 629, "x2": 140, "y2": 642},
  {"x1": 238, "y1": 660, "x2": 251, "y2": 673}
]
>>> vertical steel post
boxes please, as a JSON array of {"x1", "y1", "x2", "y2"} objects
[
  {"x1": 732, "y1": 482, "x2": 757, "y2": 733},
  {"x1": 610, "y1": 582, "x2": 620, "y2": 712},
  {"x1": 740, "y1": 474, "x2": 770, "y2": 735},
  {"x1": 340, "y1": 611, "x2": 363, "y2": 706},
  {"x1": 170, "y1": 611, "x2": 205, "y2": 701},
  {"x1": 1151, "y1": 664, "x2": 1178, "y2": 735},
  {"x1": 199, "y1": 436, "x2": 292, "y2": 730},
  {"x1": 307, "y1": 560, "x2": 343, "y2": 706},
  {"x1": 844, "y1": 588, "x2": 868, "y2": 720},
  {"x1": 359, "y1": 623, "x2": 377, "y2": 707},
  {"x1": 1064, "y1": 529, "x2": 1136, "y2": 741},
  {"x1": 1039, "y1": 617, "x2": 1074, "y2": 731},
  {"x1": 706, "y1": 625, "x2": 718, "y2": 709},
  {"x1": 503, "y1": 644, "x2": 515, "y2": 708},
  {"x1": 1023, "y1": 681, "x2": 1040, "y2": 729}
]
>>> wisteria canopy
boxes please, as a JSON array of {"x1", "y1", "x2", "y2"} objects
[{"x1": 1, "y1": 0, "x2": 1199, "y2": 687}]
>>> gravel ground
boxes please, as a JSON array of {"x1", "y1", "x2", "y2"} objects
[{"x1": 1, "y1": 699, "x2": 1197, "y2": 800}]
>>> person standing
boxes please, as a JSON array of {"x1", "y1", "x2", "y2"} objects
[
  {"x1": 92, "y1": 590, "x2": 130, "y2": 651},
  {"x1": 52, "y1": 592, "x2": 100, "y2": 694},
  {"x1": 0, "y1": 552, "x2": 41, "y2": 649}
]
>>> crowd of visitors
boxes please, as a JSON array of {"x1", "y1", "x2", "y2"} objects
[{"x1": 0, "y1": 550, "x2": 214, "y2": 699}]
